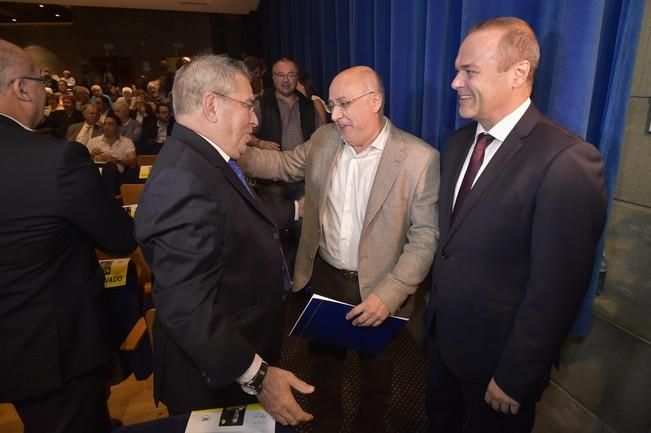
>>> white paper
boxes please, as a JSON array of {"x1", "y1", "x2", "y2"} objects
[{"x1": 184, "y1": 404, "x2": 274, "y2": 433}]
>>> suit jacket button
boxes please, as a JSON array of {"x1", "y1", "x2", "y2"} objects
[
  {"x1": 272, "y1": 231, "x2": 279, "y2": 240},
  {"x1": 441, "y1": 251, "x2": 449, "y2": 260}
]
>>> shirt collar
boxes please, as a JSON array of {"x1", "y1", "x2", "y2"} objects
[
  {"x1": 0, "y1": 113, "x2": 34, "y2": 132},
  {"x1": 476, "y1": 98, "x2": 531, "y2": 142},
  {"x1": 344, "y1": 117, "x2": 390, "y2": 156},
  {"x1": 196, "y1": 132, "x2": 230, "y2": 163}
]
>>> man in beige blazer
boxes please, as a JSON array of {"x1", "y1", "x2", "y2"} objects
[{"x1": 240, "y1": 65, "x2": 439, "y2": 433}]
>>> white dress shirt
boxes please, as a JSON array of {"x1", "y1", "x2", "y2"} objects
[
  {"x1": 320, "y1": 119, "x2": 390, "y2": 271},
  {"x1": 453, "y1": 98, "x2": 531, "y2": 207},
  {"x1": 87, "y1": 134, "x2": 135, "y2": 173},
  {"x1": 75, "y1": 122, "x2": 94, "y2": 145}
]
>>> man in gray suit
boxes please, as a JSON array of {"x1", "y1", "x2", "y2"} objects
[
  {"x1": 66, "y1": 102, "x2": 101, "y2": 145},
  {"x1": 240, "y1": 65, "x2": 439, "y2": 433}
]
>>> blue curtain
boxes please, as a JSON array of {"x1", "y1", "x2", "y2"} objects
[{"x1": 257, "y1": 0, "x2": 645, "y2": 335}]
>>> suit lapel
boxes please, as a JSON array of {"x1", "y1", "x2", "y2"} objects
[
  {"x1": 362, "y1": 122, "x2": 405, "y2": 233},
  {"x1": 318, "y1": 138, "x2": 345, "y2": 222},
  {"x1": 443, "y1": 105, "x2": 541, "y2": 245},
  {"x1": 439, "y1": 126, "x2": 475, "y2": 232},
  {"x1": 172, "y1": 124, "x2": 278, "y2": 227}
]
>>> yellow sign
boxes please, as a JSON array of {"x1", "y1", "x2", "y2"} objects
[
  {"x1": 122, "y1": 204, "x2": 138, "y2": 218},
  {"x1": 139, "y1": 165, "x2": 152, "y2": 179},
  {"x1": 99, "y1": 258, "x2": 130, "y2": 288}
]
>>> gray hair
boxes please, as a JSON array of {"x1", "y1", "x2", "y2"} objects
[
  {"x1": 0, "y1": 40, "x2": 32, "y2": 90},
  {"x1": 172, "y1": 54, "x2": 249, "y2": 116},
  {"x1": 112, "y1": 98, "x2": 128, "y2": 111}
]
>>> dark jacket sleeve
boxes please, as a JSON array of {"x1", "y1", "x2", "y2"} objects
[
  {"x1": 55, "y1": 141, "x2": 136, "y2": 256},
  {"x1": 493, "y1": 141, "x2": 607, "y2": 403}
]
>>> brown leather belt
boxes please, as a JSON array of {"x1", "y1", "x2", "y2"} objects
[{"x1": 317, "y1": 255, "x2": 359, "y2": 282}]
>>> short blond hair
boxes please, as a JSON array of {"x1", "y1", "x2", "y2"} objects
[{"x1": 469, "y1": 17, "x2": 540, "y2": 84}]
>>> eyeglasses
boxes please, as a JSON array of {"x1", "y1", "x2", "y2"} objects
[
  {"x1": 211, "y1": 92, "x2": 255, "y2": 112},
  {"x1": 9, "y1": 76, "x2": 46, "y2": 87},
  {"x1": 272, "y1": 72, "x2": 298, "y2": 80},
  {"x1": 326, "y1": 91, "x2": 375, "y2": 113}
]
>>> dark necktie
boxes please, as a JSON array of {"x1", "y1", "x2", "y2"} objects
[
  {"x1": 228, "y1": 159, "x2": 292, "y2": 292},
  {"x1": 451, "y1": 133, "x2": 494, "y2": 223}
]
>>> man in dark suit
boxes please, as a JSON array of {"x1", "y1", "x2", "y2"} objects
[
  {"x1": 425, "y1": 18, "x2": 607, "y2": 433},
  {"x1": 134, "y1": 55, "x2": 313, "y2": 426},
  {"x1": 0, "y1": 39, "x2": 136, "y2": 433}
]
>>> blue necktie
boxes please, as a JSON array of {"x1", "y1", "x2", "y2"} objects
[{"x1": 228, "y1": 159, "x2": 292, "y2": 293}]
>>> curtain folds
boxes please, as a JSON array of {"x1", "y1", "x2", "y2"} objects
[{"x1": 257, "y1": 0, "x2": 645, "y2": 335}]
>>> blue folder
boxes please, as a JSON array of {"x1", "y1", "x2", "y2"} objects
[{"x1": 289, "y1": 294, "x2": 408, "y2": 352}]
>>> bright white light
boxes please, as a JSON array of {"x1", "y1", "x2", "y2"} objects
[
  {"x1": 11, "y1": 18, "x2": 17, "y2": 22},
  {"x1": 55, "y1": 13, "x2": 60, "y2": 17}
]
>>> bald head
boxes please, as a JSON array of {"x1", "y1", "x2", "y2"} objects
[
  {"x1": 0, "y1": 39, "x2": 45, "y2": 128},
  {"x1": 336, "y1": 66, "x2": 384, "y2": 99},
  {"x1": 328, "y1": 66, "x2": 385, "y2": 153}
]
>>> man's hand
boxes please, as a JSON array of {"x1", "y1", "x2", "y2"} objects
[
  {"x1": 95, "y1": 152, "x2": 119, "y2": 163},
  {"x1": 258, "y1": 139, "x2": 281, "y2": 151},
  {"x1": 485, "y1": 378, "x2": 520, "y2": 414},
  {"x1": 345, "y1": 293, "x2": 390, "y2": 327},
  {"x1": 257, "y1": 366, "x2": 314, "y2": 426}
]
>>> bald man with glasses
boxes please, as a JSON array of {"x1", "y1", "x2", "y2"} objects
[
  {"x1": 240, "y1": 65, "x2": 440, "y2": 433},
  {"x1": 0, "y1": 39, "x2": 136, "y2": 433}
]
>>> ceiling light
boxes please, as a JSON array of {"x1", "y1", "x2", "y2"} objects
[
  {"x1": 39, "y1": 4, "x2": 45, "y2": 7},
  {"x1": 55, "y1": 13, "x2": 60, "y2": 17}
]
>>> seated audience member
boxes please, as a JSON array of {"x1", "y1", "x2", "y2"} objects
[
  {"x1": 131, "y1": 94, "x2": 155, "y2": 126},
  {"x1": 121, "y1": 86, "x2": 134, "y2": 109},
  {"x1": 140, "y1": 102, "x2": 173, "y2": 154},
  {"x1": 146, "y1": 80, "x2": 161, "y2": 104},
  {"x1": 113, "y1": 99, "x2": 142, "y2": 143},
  {"x1": 41, "y1": 68, "x2": 57, "y2": 91},
  {"x1": 73, "y1": 86, "x2": 91, "y2": 111},
  {"x1": 94, "y1": 94, "x2": 111, "y2": 124},
  {"x1": 107, "y1": 84, "x2": 120, "y2": 102},
  {"x1": 67, "y1": 103, "x2": 101, "y2": 145},
  {"x1": 87, "y1": 111, "x2": 137, "y2": 172},
  {"x1": 57, "y1": 79, "x2": 71, "y2": 96},
  {"x1": 46, "y1": 95, "x2": 83, "y2": 138},
  {"x1": 43, "y1": 92, "x2": 59, "y2": 118},
  {"x1": 61, "y1": 69, "x2": 75, "y2": 88},
  {"x1": 0, "y1": 38, "x2": 136, "y2": 433},
  {"x1": 91, "y1": 84, "x2": 103, "y2": 99}
]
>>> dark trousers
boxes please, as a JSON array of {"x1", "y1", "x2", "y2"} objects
[
  {"x1": 13, "y1": 366, "x2": 111, "y2": 433},
  {"x1": 426, "y1": 334, "x2": 535, "y2": 433},
  {"x1": 307, "y1": 255, "x2": 397, "y2": 433}
]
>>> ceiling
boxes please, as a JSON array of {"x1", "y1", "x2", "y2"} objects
[{"x1": 0, "y1": 0, "x2": 260, "y2": 21}]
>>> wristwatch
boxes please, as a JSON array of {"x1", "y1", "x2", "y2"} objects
[{"x1": 241, "y1": 360, "x2": 268, "y2": 395}]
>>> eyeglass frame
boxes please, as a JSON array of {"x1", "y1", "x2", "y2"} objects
[
  {"x1": 326, "y1": 91, "x2": 376, "y2": 114},
  {"x1": 9, "y1": 76, "x2": 47, "y2": 87},
  {"x1": 211, "y1": 91, "x2": 255, "y2": 112},
  {"x1": 272, "y1": 72, "x2": 298, "y2": 80}
]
